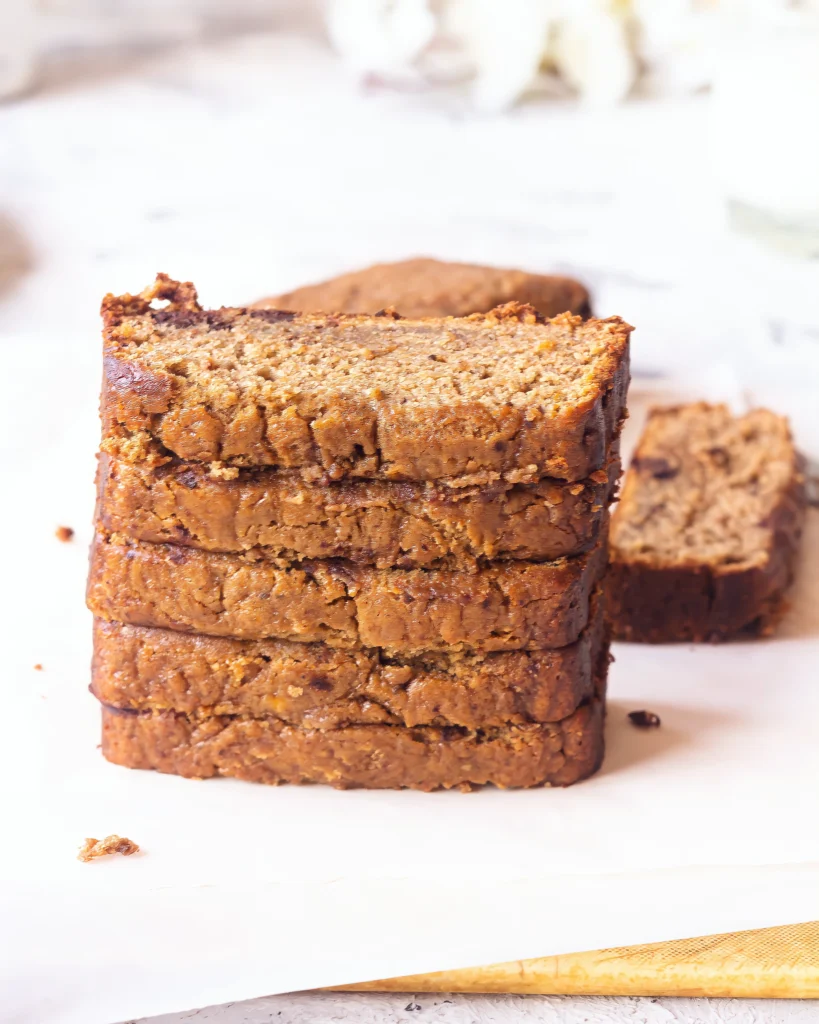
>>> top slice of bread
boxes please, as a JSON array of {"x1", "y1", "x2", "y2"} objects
[
  {"x1": 252, "y1": 257, "x2": 591, "y2": 319},
  {"x1": 101, "y1": 274, "x2": 630, "y2": 484}
]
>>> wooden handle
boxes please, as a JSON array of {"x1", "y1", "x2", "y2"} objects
[{"x1": 330, "y1": 921, "x2": 819, "y2": 999}]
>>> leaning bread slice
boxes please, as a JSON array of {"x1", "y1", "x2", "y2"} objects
[
  {"x1": 101, "y1": 274, "x2": 630, "y2": 485},
  {"x1": 87, "y1": 533, "x2": 606, "y2": 654},
  {"x1": 608, "y1": 403, "x2": 806, "y2": 642},
  {"x1": 253, "y1": 257, "x2": 591, "y2": 319}
]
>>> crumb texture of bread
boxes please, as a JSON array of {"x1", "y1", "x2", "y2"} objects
[
  {"x1": 609, "y1": 403, "x2": 806, "y2": 642},
  {"x1": 96, "y1": 451, "x2": 618, "y2": 569},
  {"x1": 101, "y1": 275, "x2": 630, "y2": 483},
  {"x1": 253, "y1": 257, "x2": 591, "y2": 319},
  {"x1": 100, "y1": 692, "x2": 605, "y2": 791},
  {"x1": 77, "y1": 834, "x2": 139, "y2": 862},
  {"x1": 91, "y1": 594, "x2": 606, "y2": 729},
  {"x1": 87, "y1": 533, "x2": 606, "y2": 654}
]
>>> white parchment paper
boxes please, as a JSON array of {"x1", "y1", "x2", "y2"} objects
[{"x1": 2, "y1": 339, "x2": 818, "y2": 1024}]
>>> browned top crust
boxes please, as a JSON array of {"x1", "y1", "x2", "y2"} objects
[
  {"x1": 252, "y1": 257, "x2": 591, "y2": 319},
  {"x1": 101, "y1": 275, "x2": 630, "y2": 484}
]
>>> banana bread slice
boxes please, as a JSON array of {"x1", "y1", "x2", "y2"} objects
[
  {"x1": 87, "y1": 533, "x2": 606, "y2": 654},
  {"x1": 101, "y1": 275, "x2": 630, "y2": 484},
  {"x1": 99, "y1": 688, "x2": 606, "y2": 790},
  {"x1": 96, "y1": 449, "x2": 619, "y2": 569},
  {"x1": 608, "y1": 404, "x2": 806, "y2": 642},
  {"x1": 253, "y1": 257, "x2": 591, "y2": 319},
  {"x1": 91, "y1": 590, "x2": 607, "y2": 729}
]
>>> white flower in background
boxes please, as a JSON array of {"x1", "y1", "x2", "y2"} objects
[
  {"x1": 443, "y1": 0, "x2": 638, "y2": 109},
  {"x1": 0, "y1": 0, "x2": 38, "y2": 99},
  {"x1": 325, "y1": 0, "x2": 436, "y2": 82},
  {"x1": 633, "y1": 0, "x2": 721, "y2": 95},
  {"x1": 324, "y1": 0, "x2": 819, "y2": 107},
  {"x1": 549, "y1": 3, "x2": 636, "y2": 108},
  {"x1": 440, "y1": 0, "x2": 557, "y2": 112}
]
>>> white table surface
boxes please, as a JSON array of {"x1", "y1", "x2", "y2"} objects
[
  {"x1": 137, "y1": 991, "x2": 819, "y2": 1024},
  {"x1": 2, "y1": 24, "x2": 818, "y2": 1024}
]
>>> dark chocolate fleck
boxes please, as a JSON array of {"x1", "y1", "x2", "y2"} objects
[
  {"x1": 176, "y1": 469, "x2": 200, "y2": 489},
  {"x1": 707, "y1": 446, "x2": 730, "y2": 470},
  {"x1": 151, "y1": 309, "x2": 206, "y2": 330},
  {"x1": 633, "y1": 456, "x2": 678, "y2": 480},
  {"x1": 628, "y1": 710, "x2": 661, "y2": 729},
  {"x1": 251, "y1": 308, "x2": 297, "y2": 323}
]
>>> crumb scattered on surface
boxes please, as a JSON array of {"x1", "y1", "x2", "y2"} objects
[
  {"x1": 78, "y1": 834, "x2": 140, "y2": 862},
  {"x1": 33, "y1": 663, "x2": 43, "y2": 671},
  {"x1": 628, "y1": 710, "x2": 661, "y2": 729},
  {"x1": 56, "y1": 525, "x2": 75, "y2": 542}
]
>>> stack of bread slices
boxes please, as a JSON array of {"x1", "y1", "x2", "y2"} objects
[{"x1": 87, "y1": 271, "x2": 630, "y2": 790}]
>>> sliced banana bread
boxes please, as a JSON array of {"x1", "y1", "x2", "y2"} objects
[
  {"x1": 608, "y1": 403, "x2": 806, "y2": 642},
  {"x1": 87, "y1": 533, "x2": 606, "y2": 654},
  {"x1": 100, "y1": 687, "x2": 606, "y2": 791},
  {"x1": 96, "y1": 449, "x2": 618, "y2": 569},
  {"x1": 253, "y1": 257, "x2": 591, "y2": 319},
  {"x1": 91, "y1": 590, "x2": 607, "y2": 729},
  {"x1": 101, "y1": 275, "x2": 630, "y2": 484}
]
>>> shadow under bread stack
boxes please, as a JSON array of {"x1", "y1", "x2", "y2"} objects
[{"x1": 87, "y1": 274, "x2": 631, "y2": 790}]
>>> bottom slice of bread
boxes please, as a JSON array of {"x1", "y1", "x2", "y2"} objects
[{"x1": 101, "y1": 693, "x2": 605, "y2": 791}]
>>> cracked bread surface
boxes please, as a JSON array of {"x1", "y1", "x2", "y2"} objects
[
  {"x1": 253, "y1": 257, "x2": 591, "y2": 319},
  {"x1": 609, "y1": 403, "x2": 806, "y2": 642},
  {"x1": 99, "y1": 689, "x2": 606, "y2": 791},
  {"x1": 87, "y1": 532, "x2": 606, "y2": 654},
  {"x1": 101, "y1": 274, "x2": 630, "y2": 484},
  {"x1": 96, "y1": 449, "x2": 618, "y2": 569},
  {"x1": 91, "y1": 590, "x2": 607, "y2": 729}
]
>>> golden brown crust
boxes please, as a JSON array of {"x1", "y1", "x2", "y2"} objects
[
  {"x1": 253, "y1": 258, "x2": 591, "y2": 319},
  {"x1": 96, "y1": 450, "x2": 618, "y2": 569},
  {"x1": 91, "y1": 592, "x2": 607, "y2": 729},
  {"x1": 87, "y1": 532, "x2": 607, "y2": 654},
  {"x1": 101, "y1": 276, "x2": 631, "y2": 484},
  {"x1": 100, "y1": 693, "x2": 605, "y2": 790},
  {"x1": 608, "y1": 404, "x2": 806, "y2": 642}
]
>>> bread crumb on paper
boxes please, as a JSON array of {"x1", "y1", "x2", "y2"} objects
[
  {"x1": 78, "y1": 835, "x2": 140, "y2": 862},
  {"x1": 55, "y1": 525, "x2": 75, "y2": 542}
]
